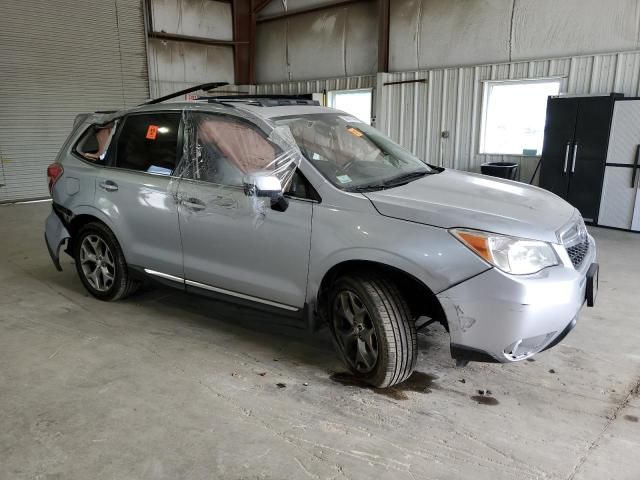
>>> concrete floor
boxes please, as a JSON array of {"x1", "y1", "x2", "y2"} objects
[{"x1": 1, "y1": 202, "x2": 639, "y2": 480}]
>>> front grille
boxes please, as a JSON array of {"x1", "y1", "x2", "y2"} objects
[{"x1": 566, "y1": 239, "x2": 590, "y2": 268}]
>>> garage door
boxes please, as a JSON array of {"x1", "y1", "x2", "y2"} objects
[{"x1": 0, "y1": 0, "x2": 149, "y2": 202}]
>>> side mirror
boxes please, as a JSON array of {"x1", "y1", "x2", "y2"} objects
[{"x1": 242, "y1": 172, "x2": 289, "y2": 212}]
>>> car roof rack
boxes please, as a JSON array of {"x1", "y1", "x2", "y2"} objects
[
  {"x1": 197, "y1": 94, "x2": 319, "y2": 107},
  {"x1": 141, "y1": 82, "x2": 230, "y2": 106}
]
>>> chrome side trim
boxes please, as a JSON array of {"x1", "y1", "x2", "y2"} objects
[
  {"x1": 144, "y1": 269, "x2": 184, "y2": 283},
  {"x1": 185, "y1": 279, "x2": 299, "y2": 312}
]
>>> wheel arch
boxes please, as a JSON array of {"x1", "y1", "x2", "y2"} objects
[
  {"x1": 314, "y1": 259, "x2": 447, "y2": 331},
  {"x1": 63, "y1": 207, "x2": 123, "y2": 258}
]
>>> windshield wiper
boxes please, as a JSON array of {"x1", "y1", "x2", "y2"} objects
[
  {"x1": 382, "y1": 170, "x2": 433, "y2": 187},
  {"x1": 347, "y1": 183, "x2": 387, "y2": 192}
]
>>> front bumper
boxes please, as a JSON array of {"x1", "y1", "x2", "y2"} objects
[{"x1": 438, "y1": 235, "x2": 596, "y2": 363}]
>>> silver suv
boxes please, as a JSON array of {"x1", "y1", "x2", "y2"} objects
[{"x1": 45, "y1": 91, "x2": 598, "y2": 388}]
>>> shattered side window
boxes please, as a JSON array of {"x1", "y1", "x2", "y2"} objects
[
  {"x1": 177, "y1": 111, "x2": 301, "y2": 191},
  {"x1": 74, "y1": 122, "x2": 117, "y2": 164},
  {"x1": 185, "y1": 114, "x2": 280, "y2": 187},
  {"x1": 173, "y1": 109, "x2": 304, "y2": 226}
]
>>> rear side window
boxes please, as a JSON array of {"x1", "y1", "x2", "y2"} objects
[
  {"x1": 75, "y1": 122, "x2": 117, "y2": 163},
  {"x1": 115, "y1": 113, "x2": 181, "y2": 175}
]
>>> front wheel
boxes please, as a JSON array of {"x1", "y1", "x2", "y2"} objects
[
  {"x1": 73, "y1": 222, "x2": 139, "y2": 301},
  {"x1": 329, "y1": 273, "x2": 417, "y2": 388}
]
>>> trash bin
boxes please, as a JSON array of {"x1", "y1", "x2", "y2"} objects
[{"x1": 480, "y1": 162, "x2": 518, "y2": 180}]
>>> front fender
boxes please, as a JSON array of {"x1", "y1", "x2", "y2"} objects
[
  {"x1": 309, "y1": 247, "x2": 437, "y2": 300},
  {"x1": 307, "y1": 203, "x2": 490, "y2": 308}
]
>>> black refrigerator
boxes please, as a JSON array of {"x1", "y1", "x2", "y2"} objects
[{"x1": 539, "y1": 94, "x2": 620, "y2": 224}]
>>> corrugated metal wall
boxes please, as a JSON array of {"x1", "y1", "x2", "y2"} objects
[
  {"x1": 0, "y1": 0, "x2": 149, "y2": 202},
  {"x1": 377, "y1": 50, "x2": 640, "y2": 184},
  {"x1": 249, "y1": 75, "x2": 377, "y2": 95}
]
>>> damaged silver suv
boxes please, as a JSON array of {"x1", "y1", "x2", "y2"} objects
[{"x1": 45, "y1": 85, "x2": 598, "y2": 388}]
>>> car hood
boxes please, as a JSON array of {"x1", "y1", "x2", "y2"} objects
[{"x1": 363, "y1": 169, "x2": 575, "y2": 243}]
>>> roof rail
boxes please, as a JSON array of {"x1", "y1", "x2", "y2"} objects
[
  {"x1": 198, "y1": 94, "x2": 319, "y2": 107},
  {"x1": 141, "y1": 82, "x2": 229, "y2": 106}
]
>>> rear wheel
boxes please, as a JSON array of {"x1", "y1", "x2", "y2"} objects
[
  {"x1": 73, "y1": 222, "x2": 139, "y2": 301},
  {"x1": 329, "y1": 273, "x2": 417, "y2": 388}
]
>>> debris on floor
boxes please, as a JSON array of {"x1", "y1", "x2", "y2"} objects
[{"x1": 471, "y1": 388, "x2": 498, "y2": 405}]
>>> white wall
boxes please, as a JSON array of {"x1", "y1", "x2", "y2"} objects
[{"x1": 147, "y1": 0, "x2": 234, "y2": 97}]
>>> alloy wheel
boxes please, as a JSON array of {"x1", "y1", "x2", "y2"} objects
[
  {"x1": 79, "y1": 235, "x2": 115, "y2": 292},
  {"x1": 332, "y1": 290, "x2": 379, "y2": 373}
]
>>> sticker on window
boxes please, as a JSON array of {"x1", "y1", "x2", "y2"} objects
[
  {"x1": 346, "y1": 127, "x2": 364, "y2": 138},
  {"x1": 336, "y1": 174, "x2": 352, "y2": 184},
  {"x1": 339, "y1": 115, "x2": 362, "y2": 124},
  {"x1": 146, "y1": 125, "x2": 159, "y2": 140}
]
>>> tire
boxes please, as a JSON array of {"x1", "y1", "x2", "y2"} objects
[
  {"x1": 329, "y1": 273, "x2": 417, "y2": 388},
  {"x1": 73, "y1": 222, "x2": 139, "y2": 301}
]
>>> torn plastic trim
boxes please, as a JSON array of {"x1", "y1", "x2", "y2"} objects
[
  {"x1": 45, "y1": 211, "x2": 71, "y2": 271},
  {"x1": 450, "y1": 344, "x2": 500, "y2": 364}
]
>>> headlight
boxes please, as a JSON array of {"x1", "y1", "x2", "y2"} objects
[{"x1": 450, "y1": 229, "x2": 558, "y2": 275}]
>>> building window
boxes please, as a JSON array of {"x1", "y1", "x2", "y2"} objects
[
  {"x1": 480, "y1": 79, "x2": 561, "y2": 156},
  {"x1": 328, "y1": 89, "x2": 372, "y2": 125}
]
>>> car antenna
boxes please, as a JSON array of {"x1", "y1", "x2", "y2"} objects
[{"x1": 140, "y1": 82, "x2": 229, "y2": 106}]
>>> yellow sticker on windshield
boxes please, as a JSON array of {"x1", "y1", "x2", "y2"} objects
[{"x1": 347, "y1": 127, "x2": 364, "y2": 137}]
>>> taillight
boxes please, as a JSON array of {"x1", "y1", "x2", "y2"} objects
[{"x1": 47, "y1": 163, "x2": 64, "y2": 194}]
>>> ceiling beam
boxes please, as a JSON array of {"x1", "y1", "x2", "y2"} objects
[
  {"x1": 148, "y1": 31, "x2": 246, "y2": 46},
  {"x1": 377, "y1": 0, "x2": 390, "y2": 72},
  {"x1": 232, "y1": 0, "x2": 273, "y2": 84}
]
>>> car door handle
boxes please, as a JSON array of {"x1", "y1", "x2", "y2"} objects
[
  {"x1": 181, "y1": 197, "x2": 206, "y2": 211},
  {"x1": 99, "y1": 180, "x2": 118, "y2": 192}
]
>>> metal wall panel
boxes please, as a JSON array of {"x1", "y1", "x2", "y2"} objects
[
  {"x1": 0, "y1": 0, "x2": 149, "y2": 202},
  {"x1": 147, "y1": 0, "x2": 235, "y2": 98},
  {"x1": 151, "y1": 0, "x2": 232, "y2": 40},
  {"x1": 376, "y1": 50, "x2": 640, "y2": 185},
  {"x1": 389, "y1": 0, "x2": 640, "y2": 72},
  {"x1": 390, "y1": 0, "x2": 512, "y2": 72},
  {"x1": 512, "y1": 0, "x2": 640, "y2": 61},
  {"x1": 148, "y1": 39, "x2": 234, "y2": 98},
  {"x1": 255, "y1": 3, "x2": 377, "y2": 83}
]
